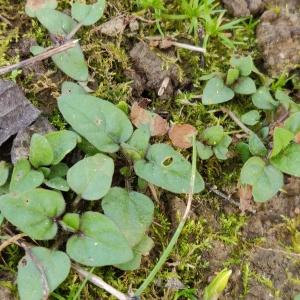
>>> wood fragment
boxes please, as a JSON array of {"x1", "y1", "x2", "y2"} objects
[{"x1": 0, "y1": 39, "x2": 79, "y2": 76}]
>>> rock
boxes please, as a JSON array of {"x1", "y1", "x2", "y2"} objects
[
  {"x1": 11, "y1": 116, "x2": 54, "y2": 164},
  {"x1": 222, "y1": 0, "x2": 264, "y2": 17},
  {"x1": 127, "y1": 42, "x2": 181, "y2": 99},
  {"x1": 0, "y1": 80, "x2": 40, "y2": 147},
  {"x1": 256, "y1": 1, "x2": 300, "y2": 76}
]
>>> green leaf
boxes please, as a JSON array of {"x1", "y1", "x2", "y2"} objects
[
  {"x1": 240, "y1": 157, "x2": 283, "y2": 202},
  {"x1": 25, "y1": 0, "x2": 57, "y2": 17},
  {"x1": 49, "y1": 163, "x2": 69, "y2": 179},
  {"x1": 116, "y1": 235, "x2": 154, "y2": 271},
  {"x1": 102, "y1": 187, "x2": 154, "y2": 247},
  {"x1": 66, "y1": 212, "x2": 133, "y2": 266},
  {"x1": 45, "y1": 177, "x2": 69, "y2": 192},
  {"x1": 284, "y1": 112, "x2": 300, "y2": 134},
  {"x1": 248, "y1": 133, "x2": 268, "y2": 157},
  {"x1": 270, "y1": 127, "x2": 294, "y2": 158},
  {"x1": 61, "y1": 81, "x2": 87, "y2": 95},
  {"x1": 214, "y1": 135, "x2": 232, "y2": 160},
  {"x1": 230, "y1": 56, "x2": 254, "y2": 76},
  {"x1": 10, "y1": 160, "x2": 44, "y2": 193},
  {"x1": 134, "y1": 144, "x2": 205, "y2": 194},
  {"x1": 52, "y1": 44, "x2": 89, "y2": 82},
  {"x1": 226, "y1": 68, "x2": 239, "y2": 85},
  {"x1": 62, "y1": 213, "x2": 80, "y2": 231},
  {"x1": 17, "y1": 247, "x2": 70, "y2": 300},
  {"x1": 252, "y1": 87, "x2": 278, "y2": 110},
  {"x1": 270, "y1": 144, "x2": 300, "y2": 176},
  {"x1": 0, "y1": 161, "x2": 9, "y2": 187},
  {"x1": 204, "y1": 268, "x2": 232, "y2": 300},
  {"x1": 71, "y1": 0, "x2": 105, "y2": 26},
  {"x1": 202, "y1": 126, "x2": 224, "y2": 146},
  {"x1": 58, "y1": 94, "x2": 133, "y2": 153},
  {"x1": 122, "y1": 127, "x2": 151, "y2": 161},
  {"x1": 236, "y1": 142, "x2": 251, "y2": 163},
  {"x1": 202, "y1": 77, "x2": 234, "y2": 105},
  {"x1": 67, "y1": 154, "x2": 114, "y2": 200},
  {"x1": 0, "y1": 188, "x2": 65, "y2": 239},
  {"x1": 241, "y1": 110, "x2": 260, "y2": 126},
  {"x1": 196, "y1": 141, "x2": 213, "y2": 160},
  {"x1": 233, "y1": 77, "x2": 256, "y2": 95},
  {"x1": 45, "y1": 130, "x2": 79, "y2": 165},
  {"x1": 275, "y1": 90, "x2": 300, "y2": 113},
  {"x1": 36, "y1": 9, "x2": 76, "y2": 36},
  {"x1": 29, "y1": 134, "x2": 54, "y2": 168}
]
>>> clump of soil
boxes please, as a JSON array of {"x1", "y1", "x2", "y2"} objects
[
  {"x1": 222, "y1": 0, "x2": 264, "y2": 17},
  {"x1": 256, "y1": 1, "x2": 300, "y2": 76},
  {"x1": 125, "y1": 42, "x2": 181, "y2": 99}
]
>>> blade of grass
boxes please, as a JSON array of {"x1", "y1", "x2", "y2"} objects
[{"x1": 134, "y1": 134, "x2": 198, "y2": 297}]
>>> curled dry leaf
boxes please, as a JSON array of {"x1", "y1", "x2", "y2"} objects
[
  {"x1": 295, "y1": 132, "x2": 300, "y2": 144},
  {"x1": 168, "y1": 124, "x2": 197, "y2": 149},
  {"x1": 238, "y1": 184, "x2": 253, "y2": 214},
  {"x1": 93, "y1": 16, "x2": 129, "y2": 37},
  {"x1": 130, "y1": 102, "x2": 169, "y2": 136}
]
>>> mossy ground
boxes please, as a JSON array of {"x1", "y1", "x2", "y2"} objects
[{"x1": 1, "y1": 0, "x2": 300, "y2": 299}]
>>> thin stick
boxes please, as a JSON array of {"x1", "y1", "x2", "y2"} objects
[
  {"x1": 255, "y1": 245, "x2": 300, "y2": 259},
  {"x1": 148, "y1": 183, "x2": 159, "y2": 203},
  {"x1": 172, "y1": 41, "x2": 206, "y2": 53},
  {"x1": 0, "y1": 233, "x2": 27, "y2": 253},
  {"x1": 221, "y1": 107, "x2": 254, "y2": 135},
  {"x1": 0, "y1": 14, "x2": 12, "y2": 26},
  {"x1": 134, "y1": 135, "x2": 197, "y2": 297},
  {"x1": 0, "y1": 39, "x2": 79, "y2": 76},
  {"x1": 72, "y1": 264, "x2": 131, "y2": 300}
]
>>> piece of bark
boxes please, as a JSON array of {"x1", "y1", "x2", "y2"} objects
[{"x1": 0, "y1": 80, "x2": 40, "y2": 146}]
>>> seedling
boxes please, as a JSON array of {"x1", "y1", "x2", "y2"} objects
[{"x1": 27, "y1": 0, "x2": 106, "y2": 81}]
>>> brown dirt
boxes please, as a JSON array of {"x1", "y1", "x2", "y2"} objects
[
  {"x1": 256, "y1": 1, "x2": 300, "y2": 77},
  {"x1": 125, "y1": 41, "x2": 181, "y2": 99}
]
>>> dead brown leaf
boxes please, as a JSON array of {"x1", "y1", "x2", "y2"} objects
[
  {"x1": 168, "y1": 124, "x2": 197, "y2": 149},
  {"x1": 238, "y1": 184, "x2": 253, "y2": 214},
  {"x1": 92, "y1": 16, "x2": 129, "y2": 37},
  {"x1": 130, "y1": 102, "x2": 169, "y2": 136},
  {"x1": 295, "y1": 132, "x2": 300, "y2": 144}
]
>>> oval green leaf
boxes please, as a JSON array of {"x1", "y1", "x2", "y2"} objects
[
  {"x1": 270, "y1": 144, "x2": 300, "y2": 176},
  {"x1": 67, "y1": 153, "x2": 114, "y2": 200},
  {"x1": 29, "y1": 134, "x2": 54, "y2": 168},
  {"x1": 71, "y1": 0, "x2": 105, "y2": 26},
  {"x1": 102, "y1": 187, "x2": 154, "y2": 247},
  {"x1": 202, "y1": 77, "x2": 234, "y2": 105},
  {"x1": 45, "y1": 130, "x2": 79, "y2": 165},
  {"x1": 52, "y1": 44, "x2": 89, "y2": 82},
  {"x1": 17, "y1": 247, "x2": 70, "y2": 300},
  {"x1": 241, "y1": 110, "x2": 260, "y2": 126},
  {"x1": 0, "y1": 188, "x2": 65, "y2": 240},
  {"x1": 270, "y1": 127, "x2": 294, "y2": 158},
  {"x1": 58, "y1": 94, "x2": 133, "y2": 153},
  {"x1": 240, "y1": 156, "x2": 283, "y2": 202},
  {"x1": 233, "y1": 77, "x2": 256, "y2": 95},
  {"x1": 36, "y1": 9, "x2": 76, "y2": 36},
  {"x1": 66, "y1": 212, "x2": 133, "y2": 266},
  {"x1": 252, "y1": 87, "x2": 278, "y2": 110},
  {"x1": 134, "y1": 144, "x2": 205, "y2": 194},
  {"x1": 10, "y1": 159, "x2": 44, "y2": 193}
]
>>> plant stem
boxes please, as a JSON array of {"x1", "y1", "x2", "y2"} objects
[
  {"x1": 221, "y1": 107, "x2": 254, "y2": 135},
  {"x1": 0, "y1": 39, "x2": 79, "y2": 76},
  {"x1": 134, "y1": 135, "x2": 197, "y2": 297},
  {"x1": 72, "y1": 264, "x2": 132, "y2": 300},
  {"x1": 66, "y1": 23, "x2": 83, "y2": 40}
]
